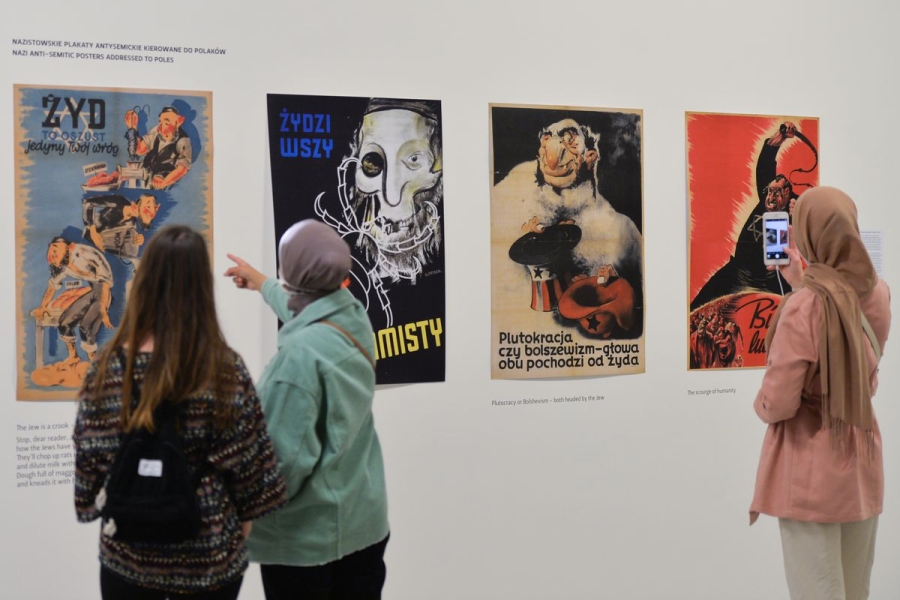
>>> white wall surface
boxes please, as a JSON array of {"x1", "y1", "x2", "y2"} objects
[{"x1": 2, "y1": 1, "x2": 899, "y2": 598}]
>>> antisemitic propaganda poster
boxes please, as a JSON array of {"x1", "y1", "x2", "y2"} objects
[
  {"x1": 490, "y1": 104, "x2": 645, "y2": 379},
  {"x1": 267, "y1": 94, "x2": 445, "y2": 384},
  {"x1": 14, "y1": 84, "x2": 214, "y2": 400},
  {"x1": 687, "y1": 112, "x2": 819, "y2": 370}
]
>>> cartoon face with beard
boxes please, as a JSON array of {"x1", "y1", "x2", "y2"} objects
[
  {"x1": 46, "y1": 237, "x2": 70, "y2": 278},
  {"x1": 349, "y1": 104, "x2": 443, "y2": 281},
  {"x1": 535, "y1": 119, "x2": 599, "y2": 190}
]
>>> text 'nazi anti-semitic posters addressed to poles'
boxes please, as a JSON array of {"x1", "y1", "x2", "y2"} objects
[{"x1": 11, "y1": 38, "x2": 227, "y2": 65}]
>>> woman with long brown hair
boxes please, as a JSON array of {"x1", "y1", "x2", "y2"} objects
[
  {"x1": 750, "y1": 187, "x2": 891, "y2": 599},
  {"x1": 74, "y1": 225, "x2": 286, "y2": 599}
]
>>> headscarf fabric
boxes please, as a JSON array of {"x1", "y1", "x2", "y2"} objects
[
  {"x1": 765, "y1": 186, "x2": 878, "y2": 441},
  {"x1": 278, "y1": 220, "x2": 351, "y2": 315}
]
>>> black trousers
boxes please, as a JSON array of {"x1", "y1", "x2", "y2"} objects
[
  {"x1": 100, "y1": 566, "x2": 243, "y2": 600},
  {"x1": 260, "y1": 535, "x2": 389, "y2": 600}
]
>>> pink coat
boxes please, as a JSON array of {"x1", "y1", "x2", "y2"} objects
[{"x1": 750, "y1": 280, "x2": 891, "y2": 524}]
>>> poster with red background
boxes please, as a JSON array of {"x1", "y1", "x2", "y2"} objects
[{"x1": 687, "y1": 112, "x2": 819, "y2": 370}]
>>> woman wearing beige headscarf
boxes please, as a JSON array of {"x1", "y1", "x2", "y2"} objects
[{"x1": 749, "y1": 187, "x2": 891, "y2": 599}]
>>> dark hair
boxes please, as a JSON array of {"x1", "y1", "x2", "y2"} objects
[{"x1": 90, "y1": 225, "x2": 235, "y2": 432}]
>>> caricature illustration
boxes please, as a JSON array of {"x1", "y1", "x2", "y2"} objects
[
  {"x1": 124, "y1": 105, "x2": 193, "y2": 189},
  {"x1": 687, "y1": 113, "x2": 819, "y2": 370},
  {"x1": 30, "y1": 236, "x2": 113, "y2": 386},
  {"x1": 490, "y1": 104, "x2": 645, "y2": 379},
  {"x1": 494, "y1": 117, "x2": 642, "y2": 286},
  {"x1": 14, "y1": 85, "x2": 213, "y2": 400},
  {"x1": 314, "y1": 99, "x2": 443, "y2": 324},
  {"x1": 268, "y1": 94, "x2": 446, "y2": 384},
  {"x1": 558, "y1": 264, "x2": 636, "y2": 339},
  {"x1": 82, "y1": 193, "x2": 160, "y2": 258}
]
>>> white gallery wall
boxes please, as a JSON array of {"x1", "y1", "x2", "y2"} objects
[{"x1": 2, "y1": 1, "x2": 899, "y2": 598}]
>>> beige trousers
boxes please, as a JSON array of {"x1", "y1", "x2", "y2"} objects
[{"x1": 779, "y1": 516, "x2": 878, "y2": 600}]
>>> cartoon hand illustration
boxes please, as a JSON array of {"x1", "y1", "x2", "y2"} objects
[
  {"x1": 124, "y1": 110, "x2": 139, "y2": 129},
  {"x1": 88, "y1": 225, "x2": 105, "y2": 251},
  {"x1": 520, "y1": 216, "x2": 546, "y2": 234}
]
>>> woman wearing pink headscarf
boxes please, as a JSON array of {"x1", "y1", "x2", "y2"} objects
[{"x1": 750, "y1": 187, "x2": 891, "y2": 599}]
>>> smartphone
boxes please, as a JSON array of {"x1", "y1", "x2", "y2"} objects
[{"x1": 762, "y1": 211, "x2": 790, "y2": 266}]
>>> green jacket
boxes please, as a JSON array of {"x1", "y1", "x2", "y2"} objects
[{"x1": 247, "y1": 280, "x2": 388, "y2": 566}]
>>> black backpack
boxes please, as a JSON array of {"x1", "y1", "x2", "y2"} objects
[{"x1": 99, "y1": 371, "x2": 201, "y2": 543}]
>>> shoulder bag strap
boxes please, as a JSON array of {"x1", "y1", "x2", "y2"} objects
[
  {"x1": 860, "y1": 311, "x2": 882, "y2": 363},
  {"x1": 319, "y1": 319, "x2": 376, "y2": 370}
]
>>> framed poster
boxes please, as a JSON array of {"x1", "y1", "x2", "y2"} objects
[
  {"x1": 687, "y1": 112, "x2": 819, "y2": 370},
  {"x1": 490, "y1": 104, "x2": 645, "y2": 379},
  {"x1": 14, "y1": 84, "x2": 214, "y2": 400},
  {"x1": 267, "y1": 94, "x2": 446, "y2": 384}
]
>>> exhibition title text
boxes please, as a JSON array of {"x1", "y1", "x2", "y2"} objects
[{"x1": 11, "y1": 38, "x2": 227, "y2": 64}]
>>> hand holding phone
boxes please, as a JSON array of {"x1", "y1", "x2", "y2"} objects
[
  {"x1": 764, "y1": 217, "x2": 805, "y2": 288},
  {"x1": 762, "y1": 211, "x2": 790, "y2": 266}
]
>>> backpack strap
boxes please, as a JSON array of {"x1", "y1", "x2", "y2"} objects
[
  {"x1": 319, "y1": 320, "x2": 376, "y2": 370},
  {"x1": 860, "y1": 311, "x2": 882, "y2": 362}
]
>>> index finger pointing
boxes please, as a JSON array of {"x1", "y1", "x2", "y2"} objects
[{"x1": 226, "y1": 253, "x2": 247, "y2": 267}]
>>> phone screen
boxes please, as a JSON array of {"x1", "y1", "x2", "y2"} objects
[{"x1": 764, "y1": 214, "x2": 790, "y2": 262}]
